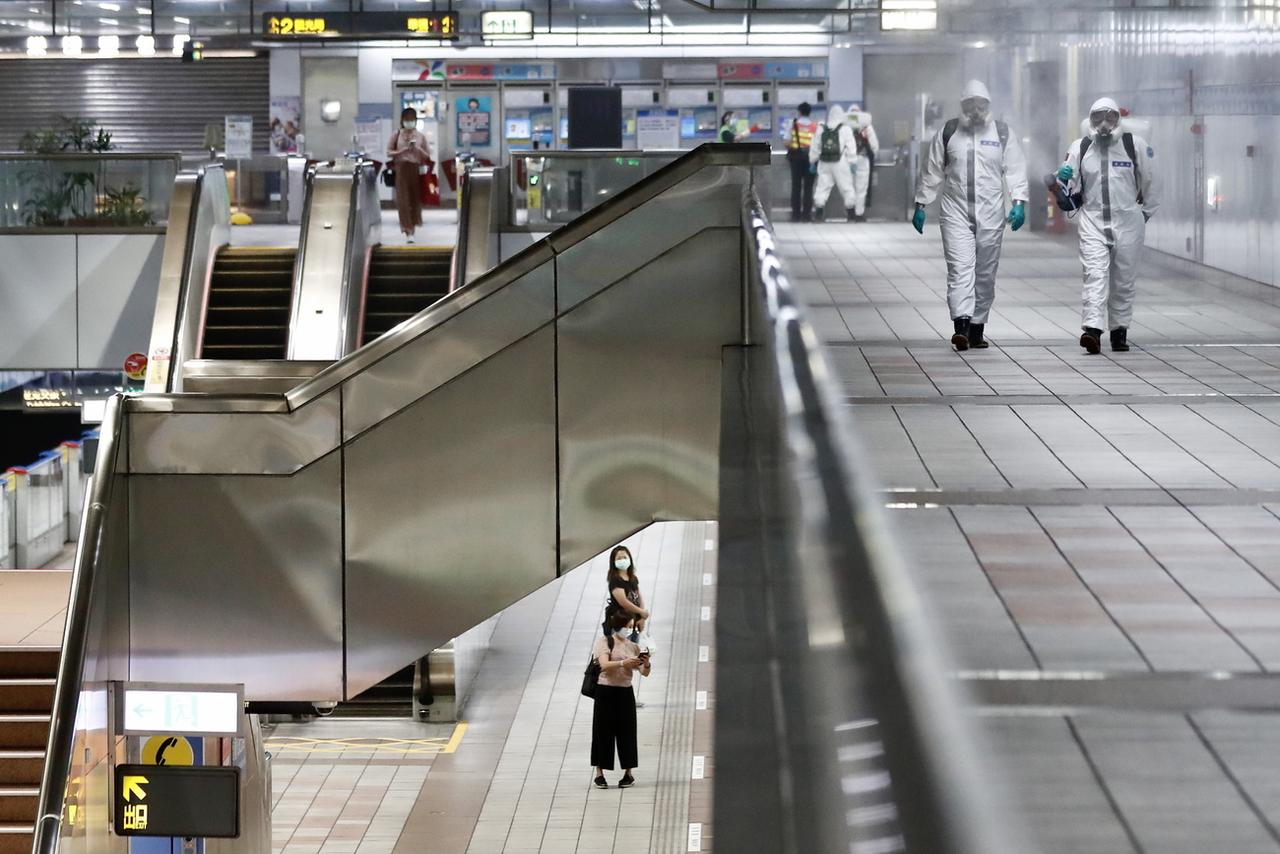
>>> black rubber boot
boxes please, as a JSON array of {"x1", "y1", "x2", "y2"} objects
[
  {"x1": 846, "y1": 208, "x2": 857, "y2": 222},
  {"x1": 1110, "y1": 327, "x2": 1130, "y2": 352},
  {"x1": 952, "y1": 318, "x2": 971, "y2": 351},
  {"x1": 1080, "y1": 327, "x2": 1103, "y2": 354},
  {"x1": 969, "y1": 322, "x2": 990, "y2": 349}
]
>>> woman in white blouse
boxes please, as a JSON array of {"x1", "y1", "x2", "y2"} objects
[{"x1": 386, "y1": 107, "x2": 430, "y2": 243}]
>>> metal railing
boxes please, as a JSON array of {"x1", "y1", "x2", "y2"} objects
[
  {"x1": 32, "y1": 395, "x2": 125, "y2": 854},
  {"x1": 717, "y1": 192, "x2": 1025, "y2": 854}
]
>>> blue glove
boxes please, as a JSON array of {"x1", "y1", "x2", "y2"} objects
[
  {"x1": 1056, "y1": 165, "x2": 1073, "y2": 183},
  {"x1": 1008, "y1": 202, "x2": 1025, "y2": 231},
  {"x1": 912, "y1": 206, "x2": 926, "y2": 234},
  {"x1": 809, "y1": 162, "x2": 817, "y2": 175}
]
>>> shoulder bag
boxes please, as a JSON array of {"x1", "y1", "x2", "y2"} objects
[{"x1": 581, "y1": 636, "x2": 613, "y2": 698}]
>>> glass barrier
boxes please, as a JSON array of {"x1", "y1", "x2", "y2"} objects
[
  {"x1": 509, "y1": 150, "x2": 684, "y2": 228},
  {"x1": 0, "y1": 153, "x2": 181, "y2": 230},
  {"x1": 221, "y1": 154, "x2": 299, "y2": 224}
]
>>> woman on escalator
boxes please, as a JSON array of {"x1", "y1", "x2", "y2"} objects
[{"x1": 386, "y1": 107, "x2": 431, "y2": 243}]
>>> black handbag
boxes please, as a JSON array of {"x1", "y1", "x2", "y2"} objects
[
  {"x1": 581, "y1": 655, "x2": 601, "y2": 698},
  {"x1": 581, "y1": 635, "x2": 612, "y2": 698},
  {"x1": 381, "y1": 165, "x2": 395, "y2": 188}
]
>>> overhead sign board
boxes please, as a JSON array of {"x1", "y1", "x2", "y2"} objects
[
  {"x1": 119, "y1": 683, "x2": 244, "y2": 737},
  {"x1": 114, "y1": 764, "x2": 239, "y2": 838},
  {"x1": 481, "y1": 10, "x2": 534, "y2": 40},
  {"x1": 880, "y1": 0, "x2": 938, "y2": 31},
  {"x1": 262, "y1": 11, "x2": 459, "y2": 39}
]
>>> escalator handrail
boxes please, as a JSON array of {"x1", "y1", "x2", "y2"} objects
[
  {"x1": 282, "y1": 143, "x2": 768, "y2": 409},
  {"x1": 736, "y1": 193, "x2": 1022, "y2": 854},
  {"x1": 32, "y1": 394, "x2": 126, "y2": 854},
  {"x1": 339, "y1": 158, "x2": 380, "y2": 355},
  {"x1": 123, "y1": 143, "x2": 767, "y2": 419}
]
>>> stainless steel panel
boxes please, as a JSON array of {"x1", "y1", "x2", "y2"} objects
[
  {"x1": 77, "y1": 233, "x2": 164, "y2": 369},
  {"x1": 344, "y1": 328, "x2": 557, "y2": 698},
  {"x1": 181, "y1": 359, "x2": 331, "y2": 395},
  {"x1": 145, "y1": 165, "x2": 231, "y2": 393},
  {"x1": 341, "y1": 262, "x2": 554, "y2": 440},
  {"x1": 553, "y1": 166, "x2": 748, "y2": 312},
  {"x1": 0, "y1": 234, "x2": 77, "y2": 369},
  {"x1": 557, "y1": 227, "x2": 740, "y2": 573},
  {"x1": 127, "y1": 388, "x2": 340, "y2": 475},
  {"x1": 289, "y1": 165, "x2": 366, "y2": 361},
  {"x1": 127, "y1": 452, "x2": 344, "y2": 701}
]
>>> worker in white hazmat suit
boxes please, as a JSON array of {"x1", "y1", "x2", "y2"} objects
[
  {"x1": 809, "y1": 104, "x2": 858, "y2": 222},
  {"x1": 1056, "y1": 97, "x2": 1159, "y2": 354},
  {"x1": 844, "y1": 104, "x2": 880, "y2": 221},
  {"x1": 913, "y1": 80, "x2": 1029, "y2": 351}
]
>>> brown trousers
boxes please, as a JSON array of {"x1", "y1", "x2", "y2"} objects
[{"x1": 394, "y1": 165, "x2": 422, "y2": 235}]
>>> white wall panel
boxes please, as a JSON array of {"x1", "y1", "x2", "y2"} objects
[
  {"x1": 0, "y1": 235, "x2": 77, "y2": 369},
  {"x1": 77, "y1": 234, "x2": 164, "y2": 370}
]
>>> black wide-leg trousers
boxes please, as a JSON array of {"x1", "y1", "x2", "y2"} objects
[{"x1": 591, "y1": 685, "x2": 638, "y2": 770}]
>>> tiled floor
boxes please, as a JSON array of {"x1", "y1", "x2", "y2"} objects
[
  {"x1": 267, "y1": 522, "x2": 715, "y2": 854},
  {"x1": 777, "y1": 220, "x2": 1280, "y2": 852}
]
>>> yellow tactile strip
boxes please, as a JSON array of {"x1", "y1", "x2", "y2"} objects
[{"x1": 266, "y1": 722, "x2": 467, "y2": 755}]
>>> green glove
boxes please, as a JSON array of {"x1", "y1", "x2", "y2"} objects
[
  {"x1": 1056, "y1": 165, "x2": 1073, "y2": 182},
  {"x1": 912, "y1": 206, "x2": 926, "y2": 234},
  {"x1": 1008, "y1": 202, "x2": 1025, "y2": 231}
]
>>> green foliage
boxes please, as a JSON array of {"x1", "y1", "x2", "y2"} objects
[
  {"x1": 22, "y1": 170, "x2": 95, "y2": 226},
  {"x1": 18, "y1": 115, "x2": 116, "y2": 153},
  {"x1": 101, "y1": 185, "x2": 155, "y2": 226}
]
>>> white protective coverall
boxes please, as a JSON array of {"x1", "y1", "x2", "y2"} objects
[
  {"x1": 1061, "y1": 101, "x2": 1159, "y2": 331},
  {"x1": 845, "y1": 107, "x2": 880, "y2": 217},
  {"x1": 914, "y1": 83, "x2": 1029, "y2": 323},
  {"x1": 809, "y1": 104, "x2": 857, "y2": 212}
]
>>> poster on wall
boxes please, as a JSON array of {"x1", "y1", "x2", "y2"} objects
[
  {"x1": 636, "y1": 110, "x2": 680, "y2": 149},
  {"x1": 269, "y1": 97, "x2": 301, "y2": 154},
  {"x1": 354, "y1": 116, "x2": 383, "y2": 157},
  {"x1": 225, "y1": 115, "x2": 253, "y2": 159},
  {"x1": 456, "y1": 95, "x2": 491, "y2": 148}
]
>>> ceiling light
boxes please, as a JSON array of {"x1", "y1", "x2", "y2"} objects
[
  {"x1": 98, "y1": 34, "x2": 119, "y2": 55},
  {"x1": 98, "y1": 2, "x2": 120, "y2": 10},
  {"x1": 137, "y1": 5, "x2": 151, "y2": 13},
  {"x1": 172, "y1": 33, "x2": 188, "y2": 55},
  {"x1": 135, "y1": 34, "x2": 154, "y2": 55},
  {"x1": 971, "y1": 40, "x2": 987, "y2": 48},
  {"x1": 173, "y1": 15, "x2": 189, "y2": 24},
  {"x1": 26, "y1": 35, "x2": 47, "y2": 56},
  {"x1": 62, "y1": 35, "x2": 83, "y2": 55},
  {"x1": 98, "y1": 17, "x2": 118, "y2": 25}
]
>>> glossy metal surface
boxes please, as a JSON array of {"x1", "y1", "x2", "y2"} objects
[
  {"x1": 289, "y1": 161, "x2": 379, "y2": 361},
  {"x1": 181, "y1": 359, "x2": 331, "y2": 395},
  {"x1": 344, "y1": 328, "x2": 557, "y2": 697},
  {"x1": 145, "y1": 164, "x2": 231, "y2": 393},
  {"x1": 340, "y1": 261, "x2": 554, "y2": 441},
  {"x1": 554, "y1": 167, "x2": 748, "y2": 313},
  {"x1": 127, "y1": 451, "x2": 344, "y2": 699},
  {"x1": 454, "y1": 166, "x2": 504, "y2": 289},
  {"x1": 33, "y1": 395, "x2": 129, "y2": 854},
  {"x1": 557, "y1": 227, "x2": 740, "y2": 572},
  {"x1": 127, "y1": 387, "x2": 340, "y2": 475}
]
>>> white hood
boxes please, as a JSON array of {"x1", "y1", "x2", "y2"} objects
[
  {"x1": 961, "y1": 79, "x2": 990, "y2": 103},
  {"x1": 1090, "y1": 96, "x2": 1120, "y2": 114},
  {"x1": 825, "y1": 104, "x2": 847, "y2": 126}
]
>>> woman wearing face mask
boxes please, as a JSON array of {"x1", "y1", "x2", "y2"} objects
[
  {"x1": 386, "y1": 107, "x2": 430, "y2": 243},
  {"x1": 591, "y1": 609, "x2": 650, "y2": 789},
  {"x1": 606, "y1": 546, "x2": 648, "y2": 636}
]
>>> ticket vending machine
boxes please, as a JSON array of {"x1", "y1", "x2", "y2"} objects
[
  {"x1": 621, "y1": 86, "x2": 662, "y2": 148},
  {"x1": 502, "y1": 85, "x2": 555, "y2": 153},
  {"x1": 722, "y1": 84, "x2": 774, "y2": 146},
  {"x1": 667, "y1": 85, "x2": 719, "y2": 149}
]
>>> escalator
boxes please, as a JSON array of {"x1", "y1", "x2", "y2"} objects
[
  {"x1": 199, "y1": 247, "x2": 296, "y2": 360},
  {"x1": 360, "y1": 247, "x2": 452, "y2": 346},
  {"x1": 0, "y1": 647, "x2": 56, "y2": 854}
]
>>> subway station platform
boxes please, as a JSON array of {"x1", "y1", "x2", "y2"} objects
[
  {"x1": 779, "y1": 220, "x2": 1280, "y2": 854},
  {"x1": 266, "y1": 522, "x2": 715, "y2": 854}
]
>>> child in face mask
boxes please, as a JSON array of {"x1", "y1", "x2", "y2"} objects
[
  {"x1": 591, "y1": 610, "x2": 650, "y2": 789},
  {"x1": 606, "y1": 545, "x2": 648, "y2": 635},
  {"x1": 386, "y1": 107, "x2": 431, "y2": 242}
]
